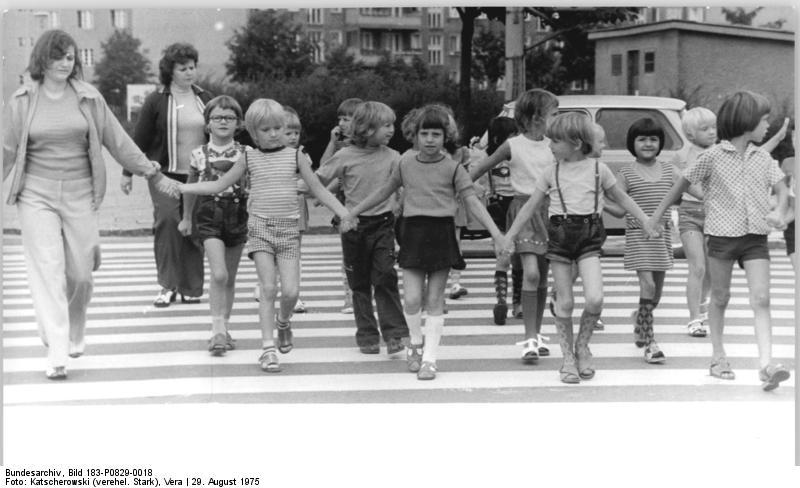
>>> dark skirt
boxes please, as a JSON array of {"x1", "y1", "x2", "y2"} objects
[{"x1": 398, "y1": 215, "x2": 466, "y2": 271}]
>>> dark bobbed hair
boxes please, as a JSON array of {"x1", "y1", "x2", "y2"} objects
[
  {"x1": 28, "y1": 29, "x2": 83, "y2": 82},
  {"x1": 487, "y1": 116, "x2": 518, "y2": 155},
  {"x1": 626, "y1": 117, "x2": 666, "y2": 157},
  {"x1": 203, "y1": 95, "x2": 244, "y2": 134},
  {"x1": 717, "y1": 90, "x2": 772, "y2": 141},
  {"x1": 158, "y1": 43, "x2": 199, "y2": 86}
]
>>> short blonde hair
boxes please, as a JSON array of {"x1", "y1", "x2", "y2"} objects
[
  {"x1": 546, "y1": 112, "x2": 595, "y2": 156},
  {"x1": 244, "y1": 98, "x2": 285, "y2": 142},
  {"x1": 349, "y1": 101, "x2": 396, "y2": 147},
  {"x1": 283, "y1": 105, "x2": 302, "y2": 131},
  {"x1": 589, "y1": 123, "x2": 606, "y2": 158},
  {"x1": 682, "y1": 107, "x2": 716, "y2": 140}
]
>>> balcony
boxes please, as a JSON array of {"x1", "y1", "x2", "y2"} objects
[{"x1": 345, "y1": 8, "x2": 422, "y2": 29}]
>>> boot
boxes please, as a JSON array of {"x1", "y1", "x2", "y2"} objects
[
  {"x1": 511, "y1": 268, "x2": 523, "y2": 318},
  {"x1": 575, "y1": 310, "x2": 600, "y2": 380},
  {"x1": 554, "y1": 315, "x2": 579, "y2": 384},
  {"x1": 493, "y1": 271, "x2": 508, "y2": 325}
]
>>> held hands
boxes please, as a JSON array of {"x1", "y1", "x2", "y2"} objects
[
  {"x1": 494, "y1": 234, "x2": 514, "y2": 257},
  {"x1": 765, "y1": 209, "x2": 787, "y2": 231},
  {"x1": 339, "y1": 212, "x2": 358, "y2": 233},
  {"x1": 155, "y1": 176, "x2": 181, "y2": 199},
  {"x1": 177, "y1": 219, "x2": 192, "y2": 237},
  {"x1": 120, "y1": 175, "x2": 133, "y2": 195},
  {"x1": 642, "y1": 217, "x2": 664, "y2": 240}
]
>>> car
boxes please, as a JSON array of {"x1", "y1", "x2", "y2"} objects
[{"x1": 466, "y1": 94, "x2": 689, "y2": 257}]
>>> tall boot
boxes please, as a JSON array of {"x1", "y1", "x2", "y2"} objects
[
  {"x1": 633, "y1": 298, "x2": 654, "y2": 348},
  {"x1": 638, "y1": 299, "x2": 665, "y2": 364},
  {"x1": 554, "y1": 315, "x2": 579, "y2": 383},
  {"x1": 575, "y1": 309, "x2": 600, "y2": 380},
  {"x1": 493, "y1": 271, "x2": 508, "y2": 325},
  {"x1": 511, "y1": 268, "x2": 523, "y2": 318}
]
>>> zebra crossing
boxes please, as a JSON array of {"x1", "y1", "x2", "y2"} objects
[{"x1": 2, "y1": 234, "x2": 795, "y2": 405}]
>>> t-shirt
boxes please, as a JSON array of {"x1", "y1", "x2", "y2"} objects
[
  {"x1": 26, "y1": 87, "x2": 90, "y2": 180},
  {"x1": 535, "y1": 159, "x2": 617, "y2": 216},
  {"x1": 388, "y1": 151, "x2": 476, "y2": 217},
  {"x1": 244, "y1": 146, "x2": 299, "y2": 219},
  {"x1": 506, "y1": 133, "x2": 555, "y2": 196},
  {"x1": 188, "y1": 141, "x2": 249, "y2": 197},
  {"x1": 316, "y1": 144, "x2": 399, "y2": 215}
]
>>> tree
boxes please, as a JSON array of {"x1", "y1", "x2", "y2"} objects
[
  {"x1": 471, "y1": 26, "x2": 504, "y2": 86},
  {"x1": 225, "y1": 9, "x2": 315, "y2": 83},
  {"x1": 94, "y1": 30, "x2": 152, "y2": 111},
  {"x1": 722, "y1": 7, "x2": 763, "y2": 26}
]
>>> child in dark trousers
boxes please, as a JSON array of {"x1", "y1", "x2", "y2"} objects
[{"x1": 316, "y1": 101, "x2": 409, "y2": 355}]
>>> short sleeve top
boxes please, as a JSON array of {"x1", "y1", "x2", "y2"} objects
[{"x1": 388, "y1": 151, "x2": 476, "y2": 217}]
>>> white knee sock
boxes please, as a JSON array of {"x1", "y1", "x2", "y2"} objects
[
  {"x1": 405, "y1": 310, "x2": 423, "y2": 345},
  {"x1": 422, "y1": 314, "x2": 445, "y2": 363}
]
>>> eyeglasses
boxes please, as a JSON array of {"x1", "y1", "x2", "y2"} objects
[{"x1": 209, "y1": 116, "x2": 238, "y2": 123}]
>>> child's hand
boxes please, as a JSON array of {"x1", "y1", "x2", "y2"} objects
[
  {"x1": 155, "y1": 176, "x2": 181, "y2": 199},
  {"x1": 766, "y1": 209, "x2": 787, "y2": 230},
  {"x1": 642, "y1": 218, "x2": 660, "y2": 239},
  {"x1": 340, "y1": 213, "x2": 357, "y2": 233},
  {"x1": 330, "y1": 126, "x2": 342, "y2": 142},
  {"x1": 177, "y1": 219, "x2": 192, "y2": 237}
]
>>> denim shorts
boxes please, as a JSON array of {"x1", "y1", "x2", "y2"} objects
[
  {"x1": 246, "y1": 214, "x2": 300, "y2": 260},
  {"x1": 193, "y1": 195, "x2": 248, "y2": 247},
  {"x1": 706, "y1": 233, "x2": 770, "y2": 266},
  {"x1": 678, "y1": 200, "x2": 705, "y2": 234},
  {"x1": 546, "y1": 214, "x2": 606, "y2": 263}
]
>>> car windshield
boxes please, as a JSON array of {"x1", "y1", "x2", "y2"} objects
[{"x1": 595, "y1": 108, "x2": 683, "y2": 151}]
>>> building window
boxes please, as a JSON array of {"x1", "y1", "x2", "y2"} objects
[
  {"x1": 330, "y1": 8, "x2": 342, "y2": 14},
  {"x1": 611, "y1": 54, "x2": 622, "y2": 76},
  {"x1": 360, "y1": 31, "x2": 374, "y2": 51},
  {"x1": 360, "y1": 8, "x2": 391, "y2": 17},
  {"x1": 427, "y1": 7, "x2": 442, "y2": 28},
  {"x1": 79, "y1": 48, "x2": 94, "y2": 67},
  {"x1": 77, "y1": 10, "x2": 93, "y2": 29},
  {"x1": 329, "y1": 30, "x2": 343, "y2": 46},
  {"x1": 428, "y1": 34, "x2": 442, "y2": 65},
  {"x1": 411, "y1": 33, "x2": 421, "y2": 51},
  {"x1": 449, "y1": 35, "x2": 460, "y2": 54},
  {"x1": 402, "y1": 8, "x2": 420, "y2": 15},
  {"x1": 309, "y1": 31, "x2": 324, "y2": 63},
  {"x1": 644, "y1": 51, "x2": 655, "y2": 73},
  {"x1": 50, "y1": 11, "x2": 59, "y2": 28},
  {"x1": 660, "y1": 7, "x2": 683, "y2": 21},
  {"x1": 308, "y1": 8, "x2": 323, "y2": 25},
  {"x1": 111, "y1": 10, "x2": 126, "y2": 29},
  {"x1": 570, "y1": 79, "x2": 590, "y2": 91},
  {"x1": 686, "y1": 7, "x2": 704, "y2": 22}
]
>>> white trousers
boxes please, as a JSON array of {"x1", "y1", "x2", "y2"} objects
[{"x1": 17, "y1": 174, "x2": 101, "y2": 368}]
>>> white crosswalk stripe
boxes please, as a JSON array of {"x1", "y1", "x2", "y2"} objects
[{"x1": 2, "y1": 234, "x2": 795, "y2": 405}]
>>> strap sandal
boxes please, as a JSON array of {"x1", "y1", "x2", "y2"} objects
[
  {"x1": 516, "y1": 338, "x2": 539, "y2": 364},
  {"x1": 559, "y1": 361, "x2": 580, "y2": 384},
  {"x1": 406, "y1": 342, "x2": 424, "y2": 373},
  {"x1": 208, "y1": 333, "x2": 227, "y2": 356},
  {"x1": 536, "y1": 334, "x2": 550, "y2": 356},
  {"x1": 153, "y1": 288, "x2": 176, "y2": 307},
  {"x1": 687, "y1": 318, "x2": 707, "y2": 338},
  {"x1": 417, "y1": 361, "x2": 437, "y2": 380},
  {"x1": 180, "y1": 294, "x2": 201, "y2": 304},
  {"x1": 644, "y1": 341, "x2": 666, "y2": 364},
  {"x1": 709, "y1": 357, "x2": 735, "y2": 380},
  {"x1": 225, "y1": 331, "x2": 236, "y2": 351},
  {"x1": 575, "y1": 346, "x2": 595, "y2": 380},
  {"x1": 45, "y1": 366, "x2": 68, "y2": 380},
  {"x1": 258, "y1": 349, "x2": 281, "y2": 373},
  {"x1": 759, "y1": 363, "x2": 790, "y2": 391}
]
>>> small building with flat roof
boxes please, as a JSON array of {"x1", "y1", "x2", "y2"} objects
[{"x1": 588, "y1": 20, "x2": 794, "y2": 112}]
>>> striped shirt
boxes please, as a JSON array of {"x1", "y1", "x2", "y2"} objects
[
  {"x1": 618, "y1": 161, "x2": 674, "y2": 229},
  {"x1": 684, "y1": 141, "x2": 784, "y2": 237},
  {"x1": 245, "y1": 146, "x2": 299, "y2": 219}
]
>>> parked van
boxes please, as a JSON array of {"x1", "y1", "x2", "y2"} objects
[{"x1": 478, "y1": 94, "x2": 689, "y2": 234}]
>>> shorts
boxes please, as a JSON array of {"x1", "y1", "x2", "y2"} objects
[
  {"x1": 706, "y1": 233, "x2": 770, "y2": 267},
  {"x1": 678, "y1": 200, "x2": 705, "y2": 234},
  {"x1": 193, "y1": 195, "x2": 248, "y2": 247},
  {"x1": 507, "y1": 195, "x2": 549, "y2": 255},
  {"x1": 246, "y1": 214, "x2": 300, "y2": 260},
  {"x1": 783, "y1": 220, "x2": 795, "y2": 256},
  {"x1": 398, "y1": 215, "x2": 465, "y2": 271},
  {"x1": 546, "y1": 214, "x2": 606, "y2": 264}
]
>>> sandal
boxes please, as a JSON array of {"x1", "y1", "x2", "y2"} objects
[
  {"x1": 407, "y1": 342, "x2": 424, "y2": 372},
  {"x1": 258, "y1": 349, "x2": 281, "y2": 373},
  {"x1": 225, "y1": 331, "x2": 236, "y2": 351},
  {"x1": 759, "y1": 363, "x2": 790, "y2": 391},
  {"x1": 208, "y1": 333, "x2": 227, "y2": 356},
  {"x1": 537, "y1": 334, "x2": 550, "y2": 357},
  {"x1": 45, "y1": 366, "x2": 67, "y2": 380},
  {"x1": 575, "y1": 346, "x2": 595, "y2": 380},
  {"x1": 516, "y1": 338, "x2": 539, "y2": 364},
  {"x1": 153, "y1": 288, "x2": 176, "y2": 307},
  {"x1": 709, "y1": 357, "x2": 735, "y2": 380},
  {"x1": 180, "y1": 294, "x2": 201, "y2": 304},
  {"x1": 644, "y1": 341, "x2": 666, "y2": 364},
  {"x1": 559, "y1": 362, "x2": 580, "y2": 384},
  {"x1": 417, "y1": 361, "x2": 437, "y2": 380},
  {"x1": 687, "y1": 318, "x2": 707, "y2": 338}
]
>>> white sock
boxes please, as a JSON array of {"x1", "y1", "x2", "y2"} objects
[
  {"x1": 421, "y1": 314, "x2": 444, "y2": 363},
  {"x1": 405, "y1": 310, "x2": 423, "y2": 345}
]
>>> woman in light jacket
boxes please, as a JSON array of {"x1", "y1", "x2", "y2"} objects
[
  {"x1": 121, "y1": 42, "x2": 213, "y2": 307},
  {"x1": 3, "y1": 30, "x2": 175, "y2": 379}
]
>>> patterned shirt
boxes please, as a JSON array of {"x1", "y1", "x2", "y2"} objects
[
  {"x1": 245, "y1": 146, "x2": 299, "y2": 219},
  {"x1": 188, "y1": 141, "x2": 248, "y2": 197},
  {"x1": 684, "y1": 141, "x2": 784, "y2": 237},
  {"x1": 618, "y1": 161, "x2": 674, "y2": 229}
]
